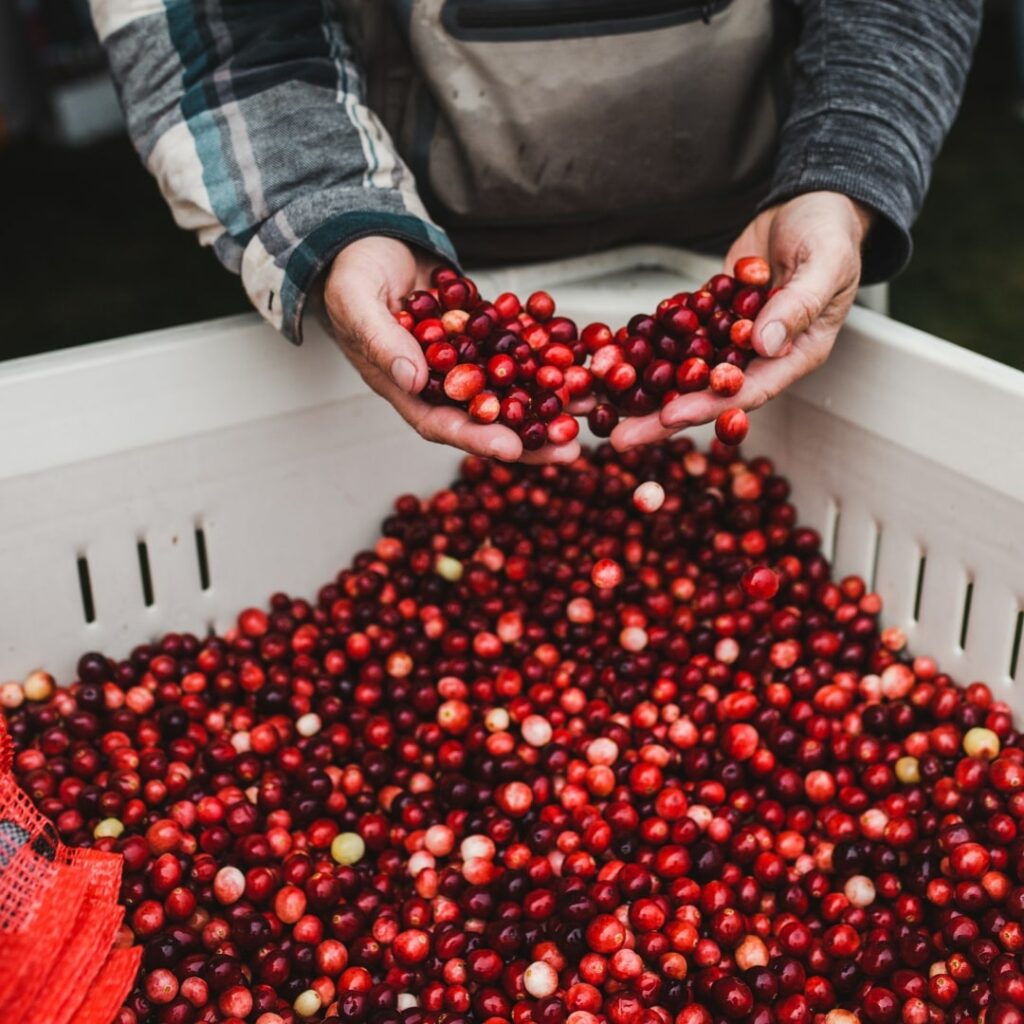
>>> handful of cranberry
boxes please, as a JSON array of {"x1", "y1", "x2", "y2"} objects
[{"x1": 395, "y1": 258, "x2": 774, "y2": 454}]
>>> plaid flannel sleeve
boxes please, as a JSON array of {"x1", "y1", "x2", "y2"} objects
[{"x1": 89, "y1": 0, "x2": 458, "y2": 342}]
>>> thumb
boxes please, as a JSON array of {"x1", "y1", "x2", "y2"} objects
[
  {"x1": 751, "y1": 255, "x2": 837, "y2": 359},
  {"x1": 338, "y1": 293, "x2": 430, "y2": 396}
]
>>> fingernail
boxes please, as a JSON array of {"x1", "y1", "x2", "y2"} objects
[
  {"x1": 761, "y1": 321, "x2": 787, "y2": 357},
  {"x1": 390, "y1": 356, "x2": 417, "y2": 392}
]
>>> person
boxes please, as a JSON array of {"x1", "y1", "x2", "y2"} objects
[{"x1": 90, "y1": 1, "x2": 981, "y2": 464}]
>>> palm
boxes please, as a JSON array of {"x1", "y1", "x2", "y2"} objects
[
  {"x1": 324, "y1": 237, "x2": 582, "y2": 465},
  {"x1": 610, "y1": 191, "x2": 869, "y2": 451}
]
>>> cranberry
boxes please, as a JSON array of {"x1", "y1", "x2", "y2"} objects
[
  {"x1": 712, "y1": 977, "x2": 754, "y2": 1020},
  {"x1": 591, "y1": 559, "x2": 624, "y2": 590},
  {"x1": 585, "y1": 915, "x2": 626, "y2": 954},
  {"x1": 734, "y1": 256, "x2": 772, "y2": 287},
  {"x1": 632, "y1": 481, "x2": 666, "y2": 514},
  {"x1": 742, "y1": 565, "x2": 780, "y2": 600},
  {"x1": 587, "y1": 403, "x2": 619, "y2": 437},
  {"x1": 676, "y1": 357, "x2": 711, "y2": 393},
  {"x1": 4, "y1": 426, "x2": 1020, "y2": 1024},
  {"x1": 709, "y1": 363, "x2": 745, "y2": 397},
  {"x1": 716, "y1": 407, "x2": 750, "y2": 445}
]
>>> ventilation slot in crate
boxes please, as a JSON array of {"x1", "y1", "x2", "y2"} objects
[
  {"x1": 76, "y1": 555, "x2": 96, "y2": 624},
  {"x1": 823, "y1": 499, "x2": 841, "y2": 564},
  {"x1": 137, "y1": 540, "x2": 155, "y2": 607},
  {"x1": 867, "y1": 521, "x2": 882, "y2": 593},
  {"x1": 958, "y1": 579, "x2": 974, "y2": 652},
  {"x1": 913, "y1": 553, "x2": 928, "y2": 623},
  {"x1": 1011, "y1": 610, "x2": 1024, "y2": 681},
  {"x1": 195, "y1": 526, "x2": 212, "y2": 591}
]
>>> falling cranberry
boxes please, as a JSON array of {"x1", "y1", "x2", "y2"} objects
[{"x1": 715, "y1": 407, "x2": 749, "y2": 444}]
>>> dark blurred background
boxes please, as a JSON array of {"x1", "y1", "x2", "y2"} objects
[{"x1": 1, "y1": 0, "x2": 1022, "y2": 368}]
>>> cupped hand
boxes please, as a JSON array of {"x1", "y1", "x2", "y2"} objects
[
  {"x1": 323, "y1": 236, "x2": 581, "y2": 464},
  {"x1": 611, "y1": 191, "x2": 875, "y2": 451}
]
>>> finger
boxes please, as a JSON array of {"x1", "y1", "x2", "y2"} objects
[
  {"x1": 610, "y1": 411, "x2": 677, "y2": 452},
  {"x1": 751, "y1": 252, "x2": 847, "y2": 359},
  {"x1": 401, "y1": 397, "x2": 525, "y2": 462},
  {"x1": 411, "y1": 407, "x2": 581, "y2": 465},
  {"x1": 661, "y1": 341, "x2": 825, "y2": 428},
  {"x1": 339, "y1": 325, "x2": 580, "y2": 463},
  {"x1": 519, "y1": 441, "x2": 582, "y2": 465},
  {"x1": 335, "y1": 291, "x2": 430, "y2": 396},
  {"x1": 567, "y1": 395, "x2": 597, "y2": 415},
  {"x1": 341, "y1": 336, "x2": 525, "y2": 461}
]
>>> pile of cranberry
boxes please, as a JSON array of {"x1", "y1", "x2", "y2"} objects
[
  {"x1": 4, "y1": 437, "x2": 1024, "y2": 1024},
  {"x1": 398, "y1": 260, "x2": 770, "y2": 450}
]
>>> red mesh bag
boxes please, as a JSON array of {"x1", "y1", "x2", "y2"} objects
[
  {"x1": 76, "y1": 947, "x2": 144, "y2": 1024},
  {"x1": 0, "y1": 713, "x2": 139, "y2": 1024},
  {"x1": 0, "y1": 852, "x2": 91, "y2": 1006}
]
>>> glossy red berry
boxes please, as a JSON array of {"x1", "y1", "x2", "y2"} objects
[
  {"x1": 733, "y1": 256, "x2": 772, "y2": 287},
  {"x1": 715, "y1": 407, "x2": 749, "y2": 445}
]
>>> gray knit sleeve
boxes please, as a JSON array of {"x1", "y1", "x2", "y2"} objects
[{"x1": 761, "y1": 0, "x2": 983, "y2": 283}]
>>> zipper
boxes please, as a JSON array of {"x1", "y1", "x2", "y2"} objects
[{"x1": 445, "y1": 0, "x2": 728, "y2": 34}]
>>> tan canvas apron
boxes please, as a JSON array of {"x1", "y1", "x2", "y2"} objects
[{"x1": 340, "y1": 1, "x2": 792, "y2": 262}]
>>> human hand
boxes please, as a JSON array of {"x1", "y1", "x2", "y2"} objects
[
  {"x1": 611, "y1": 191, "x2": 875, "y2": 450},
  {"x1": 324, "y1": 236, "x2": 581, "y2": 464}
]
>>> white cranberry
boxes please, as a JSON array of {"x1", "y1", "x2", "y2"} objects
[
  {"x1": 587, "y1": 737, "x2": 619, "y2": 765},
  {"x1": 844, "y1": 874, "x2": 876, "y2": 908},
  {"x1": 22, "y1": 670, "x2": 54, "y2": 702},
  {"x1": 963, "y1": 726, "x2": 1000, "y2": 759},
  {"x1": 331, "y1": 832, "x2": 366, "y2": 866},
  {"x1": 295, "y1": 713, "x2": 321, "y2": 737},
  {"x1": 0, "y1": 682, "x2": 24, "y2": 709},
  {"x1": 484, "y1": 708, "x2": 510, "y2": 732},
  {"x1": 213, "y1": 866, "x2": 246, "y2": 905},
  {"x1": 293, "y1": 989, "x2": 321, "y2": 1018},
  {"x1": 523, "y1": 960, "x2": 558, "y2": 998},
  {"x1": 619, "y1": 626, "x2": 648, "y2": 652},
  {"x1": 824, "y1": 1011, "x2": 860, "y2": 1024},
  {"x1": 435, "y1": 554, "x2": 464, "y2": 581},
  {"x1": 632, "y1": 481, "x2": 665, "y2": 514},
  {"x1": 521, "y1": 714, "x2": 553, "y2": 747},
  {"x1": 460, "y1": 834, "x2": 496, "y2": 861},
  {"x1": 735, "y1": 935, "x2": 769, "y2": 970}
]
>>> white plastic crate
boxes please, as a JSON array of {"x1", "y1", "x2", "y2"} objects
[{"x1": 1, "y1": 247, "x2": 1022, "y2": 709}]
